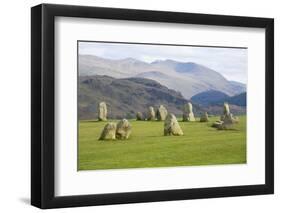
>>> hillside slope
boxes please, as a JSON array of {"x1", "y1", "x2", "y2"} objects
[
  {"x1": 191, "y1": 90, "x2": 230, "y2": 106},
  {"x1": 79, "y1": 75, "x2": 202, "y2": 120},
  {"x1": 191, "y1": 90, "x2": 246, "y2": 115},
  {"x1": 216, "y1": 92, "x2": 247, "y2": 106}
]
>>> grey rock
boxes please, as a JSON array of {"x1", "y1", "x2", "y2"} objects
[
  {"x1": 223, "y1": 102, "x2": 230, "y2": 115},
  {"x1": 136, "y1": 112, "x2": 144, "y2": 121},
  {"x1": 98, "y1": 102, "x2": 107, "y2": 121},
  {"x1": 220, "y1": 103, "x2": 239, "y2": 124},
  {"x1": 116, "y1": 119, "x2": 132, "y2": 140},
  {"x1": 212, "y1": 121, "x2": 223, "y2": 128},
  {"x1": 183, "y1": 102, "x2": 196, "y2": 121},
  {"x1": 99, "y1": 122, "x2": 116, "y2": 140},
  {"x1": 147, "y1": 106, "x2": 156, "y2": 121},
  {"x1": 200, "y1": 112, "x2": 209, "y2": 122},
  {"x1": 213, "y1": 103, "x2": 239, "y2": 130},
  {"x1": 164, "y1": 113, "x2": 184, "y2": 136},
  {"x1": 156, "y1": 105, "x2": 168, "y2": 121}
]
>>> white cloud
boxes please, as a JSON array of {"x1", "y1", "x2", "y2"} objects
[{"x1": 79, "y1": 41, "x2": 247, "y2": 83}]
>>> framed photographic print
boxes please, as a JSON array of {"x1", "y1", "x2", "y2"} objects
[{"x1": 31, "y1": 3, "x2": 274, "y2": 209}]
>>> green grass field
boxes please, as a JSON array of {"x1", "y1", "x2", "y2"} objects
[{"x1": 78, "y1": 116, "x2": 246, "y2": 170}]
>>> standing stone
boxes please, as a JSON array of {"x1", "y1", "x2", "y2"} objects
[
  {"x1": 200, "y1": 112, "x2": 209, "y2": 122},
  {"x1": 164, "y1": 113, "x2": 184, "y2": 136},
  {"x1": 220, "y1": 102, "x2": 231, "y2": 120},
  {"x1": 136, "y1": 112, "x2": 144, "y2": 121},
  {"x1": 116, "y1": 119, "x2": 132, "y2": 140},
  {"x1": 213, "y1": 103, "x2": 238, "y2": 130},
  {"x1": 99, "y1": 122, "x2": 116, "y2": 140},
  {"x1": 183, "y1": 102, "x2": 196, "y2": 121},
  {"x1": 98, "y1": 102, "x2": 107, "y2": 121},
  {"x1": 217, "y1": 115, "x2": 234, "y2": 130},
  {"x1": 156, "y1": 105, "x2": 168, "y2": 121},
  {"x1": 223, "y1": 102, "x2": 230, "y2": 115},
  {"x1": 220, "y1": 103, "x2": 238, "y2": 123},
  {"x1": 147, "y1": 106, "x2": 156, "y2": 121}
]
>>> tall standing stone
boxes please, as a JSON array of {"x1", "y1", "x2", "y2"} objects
[
  {"x1": 213, "y1": 103, "x2": 238, "y2": 130},
  {"x1": 99, "y1": 122, "x2": 116, "y2": 140},
  {"x1": 164, "y1": 113, "x2": 184, "y2": 136},
  {"x1": 183, "y1": 102, "x2": 195, "y2": 121},
  {"x1": 200, "y1": 112, "x2": 209, "y2": 122},
  {"x1": 220, "y1": 103, "x2": 237, "y2": 123},
  {"x1": 116, "y1": 119, "x2": 132, "y2": 140},
  {"x1": 156, "y1": 105, "x2": 168, "y2": 121},
  {"x1": 223, "y1": 102, "x2": 230, "y2": 115},
  {"x1": 147, "y1": 106, "x2": 156, "y2": 121},
  {"x1": 136, "y1": 112, "x2": 144, "y2": 121},
  {"x1": 98, "y1": 102, "x2": 107, "y2": 121}
]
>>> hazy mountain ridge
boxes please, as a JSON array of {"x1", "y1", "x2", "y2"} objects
[
  {"x1": 79, "y1": 75, "x2": 203, "y2": 120},
  {"x1": 216, "y1": 92, "x2": 246, "y2": 106},
  {"x1": 191, "y1": 90, "x2": 246, "y2": 107},
  {"x1": 79, "y1": 75, "x2": 246, "y2": 120},
  {"x1": 79, "y1": 55, "x2": 246, "y2": 99},
  {"x1": 191, "y1": 90, "x2": 230, "y2": 106}
]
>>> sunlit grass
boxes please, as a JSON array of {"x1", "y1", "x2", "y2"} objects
[{"x1": 78, "y1": 116, "x2": 246, "y2": 170}]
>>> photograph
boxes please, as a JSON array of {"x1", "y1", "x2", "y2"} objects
[
  {"x1": 78, "y1": 41, "x2": 247, "y2": 171},
  {"x1": 30, "y1": 3, "x2": 274, "y2": 209}
]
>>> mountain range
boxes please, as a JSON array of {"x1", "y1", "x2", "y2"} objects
[
  {"x1": 191, "y1": 90, "x2": 246, "y2": 107},
  {"x1": 190, "y1": 90, "x2": 246, "y2": 115},
  {"x1": 79, "y1": 55, "x2": 246, "y2": 99},
  {"x1": 79, "y1": 75, "x2": 202, "y2": 120},
  {"x1": 79, "y1": 75, "x2": 246, "y2": 120}
]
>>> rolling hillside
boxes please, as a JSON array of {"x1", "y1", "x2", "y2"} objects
[
  {"x1": 191, "y1": 90, "x2": 230, "y2": 106},
  {"x1": 191, "y1": 90, "x2": 246, "y2": 115},
  {"x1": 79, "y1": 75, "x2": 202, "y2": 120},
  {"x1": 216, "y1": 92, "x2": 246, "y2": 106},
  {"x1": 191, "y1": 90, "x2": 246, "y2": 107}
]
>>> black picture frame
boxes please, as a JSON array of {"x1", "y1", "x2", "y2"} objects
[{"x1": 31, "y1": 3, "x2": 274, "y2": 209}]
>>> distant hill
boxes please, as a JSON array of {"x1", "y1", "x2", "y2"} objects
[
  {"x1": 229, "y1": 81, "x2": 246, "y2": 89},
  {"x1": 203, "y1": 104, "x2": 246, "y2": 115},
  {"x1": 191, "y1": 90, "x2": 230, "y2": 106},
  {"x1": 216, "y1": 92, "x2": 247, "y2": 107},
  {"x1": 79, "y1": 55, "x2": 246, "y2": 99},
  {"x1": 79, "y1": 75, "x2": 202, "y2": 120},
  {"x1": 191, "y1": 90, "x2": 246, "y2": 115},
  {"x1": 191, "y1": 90, "x2": 246, "y2": 106}
]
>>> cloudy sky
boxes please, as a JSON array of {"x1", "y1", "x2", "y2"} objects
[{"x1": 79, "y1": 41, "x2": 247, "y2": 83}]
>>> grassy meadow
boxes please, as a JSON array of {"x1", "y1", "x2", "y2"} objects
[{"x1": 78, "y1": 116, "x2": 246, "y2": 170}]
